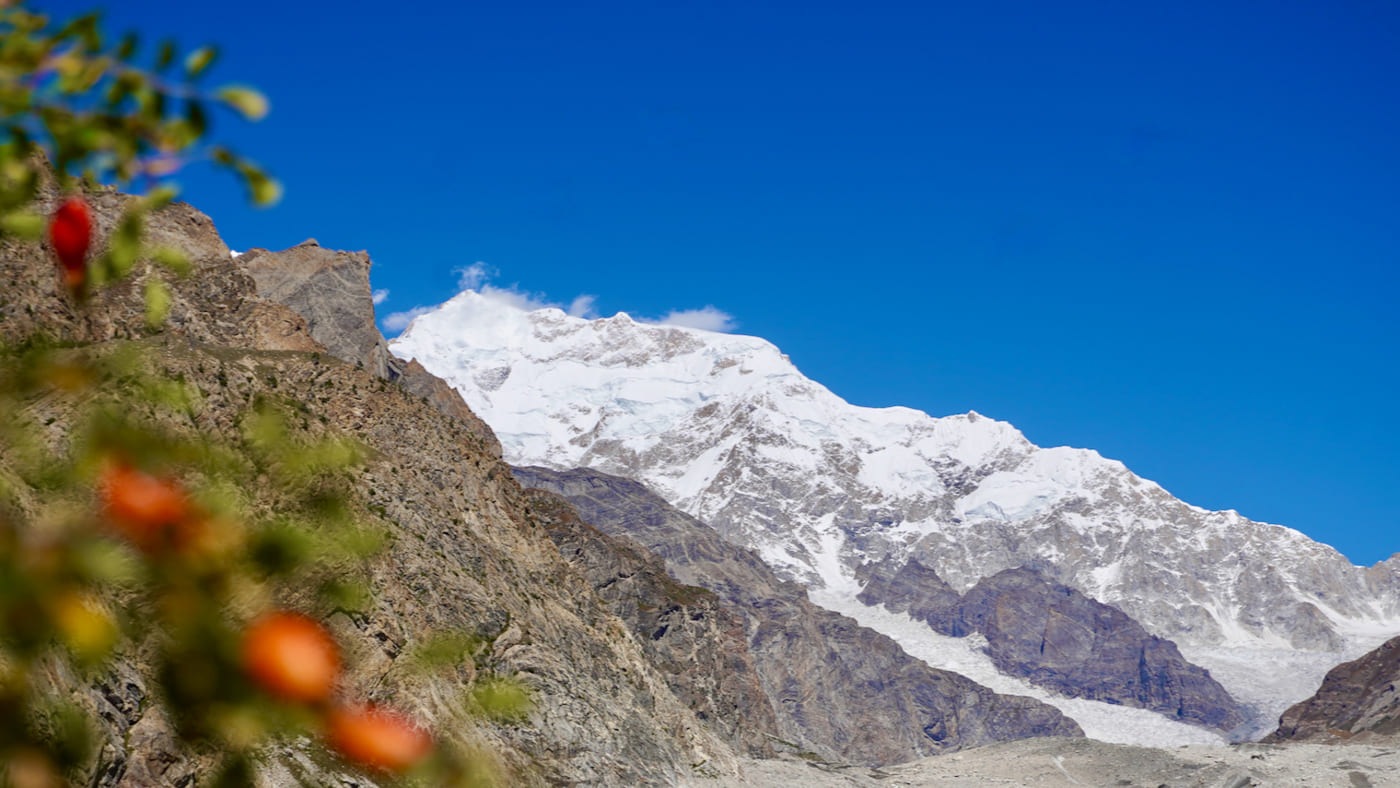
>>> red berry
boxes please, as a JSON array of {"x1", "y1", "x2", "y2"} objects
[
  {"x1": 97, "y1": 462, "x2": 194, "y2": 553},
  {"x1": 241, "y1": 612, "x2": 341, "y2": 704},
  {"x1": 48, "y1": 197, "x2": 92, "y2": 292},
  {"x1": 325, "y1": 705, "x2": 433, "y2": 774}
]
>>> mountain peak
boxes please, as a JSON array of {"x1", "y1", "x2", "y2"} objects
[{"x1": 391, "y1": 292, "x2": 1400, "y2": 657}]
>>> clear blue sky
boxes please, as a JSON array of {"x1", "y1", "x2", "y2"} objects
[{"x1": 41, "y1": 1, "x2": 1399, "y2": 564}]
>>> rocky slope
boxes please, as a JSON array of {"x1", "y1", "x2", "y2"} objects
[
  {"x1": 1267, "y1": 635, "x2": 1400, "y2": 744},
  {"x1": 513, "y1": 465, "x2": 1083, "y2": 766},
  {"x1": 856, "y1": 561, "x2": 1242, "y2": 730},
  {"x1": 1, "y1": 188, "x2": 771, "y2": 785},
  {"x1": 522, "y1": 486, "x2": 780, "y2": 758},
  {"x1": 963, "y1": 568, "x2": 1242, "y2": 729},
  {"x1": 389, "y1": 293, "x2": 1400, "y2": 656}
]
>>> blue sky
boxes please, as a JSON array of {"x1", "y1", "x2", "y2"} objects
[{"x1": 41, "y1": 1, "x2": 1399, "y2": 564}]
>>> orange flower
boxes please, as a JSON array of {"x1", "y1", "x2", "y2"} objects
[
  {"x1": 325, "y1": 705, "x2": 433, "y2": 774},
  {"x1": 241, "y1": 611, "x2": 341, "y2": 704},
  {"x1": 97, "y1": 462, "x2": 194, "y2": 553}
]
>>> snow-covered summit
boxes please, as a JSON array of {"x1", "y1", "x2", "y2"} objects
[{"x1": 391, "y1": 291, "x2": 1400, "y2": 654}]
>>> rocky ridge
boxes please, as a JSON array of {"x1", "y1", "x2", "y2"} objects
[
  {"x1": 513, "y1": 465, "x2": 1083, "y2": 766},
  {"x1": 2, "y1": 189, "x2": 755, "y2": 785},
  {"x1": 1268, "y1": 635, "x2": 1400, "y2": 744},
  {"x1": 241, "y1": 239, "x2": 393, "y2": 379}
]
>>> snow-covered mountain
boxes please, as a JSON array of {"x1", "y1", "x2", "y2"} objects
[
  {"x1": 389, "y1": 290, "x2": 1400, "y2": 738},
  {"x1": 390, "y1": 291, "x2": 1400, "y2": 659}
]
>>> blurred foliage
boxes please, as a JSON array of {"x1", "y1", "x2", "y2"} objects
[{"x1": 0, "y1": 2, "x2": 524, "y2": 786}]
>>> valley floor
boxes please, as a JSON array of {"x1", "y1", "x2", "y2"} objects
[{"x1": 699, "y1": 737, "x2": 1400, "y2": 787}]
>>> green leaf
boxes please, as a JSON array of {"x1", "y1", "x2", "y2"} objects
[
  {"x1": 0, "y1": 210, "x2": 44, "y2": 239},
  {"x1": 183, "y1": 45, "x2": 216, "y2": 78},
  {"x1": 144, "y1": 185, "x2": 180, "y2": 209},
  {"x1": 155, "y1": 39, "x2": 176, "y2": 70},
  {"x1": 245, "y1": 171, "x2": 282, "y2": 207},
  {"x1": 185, "y1": 98, "x2": 207, "y2": 137},
  {"x1": 116, "y1": 33, "x2": 138, "y2": 61},
  {"x1": 151, "y1": 247, "x2": 191, "y2": 276},
  {"x1": 144, "y1": 278, "x2": 171, "y2": 329},
  {"x1": 215, "y1": 86, "x2": 269, "y2": 122},
  {"x1": 208, "y1": 145, "x2": 235, "y2": 166},
  {"x1": 409, "y1": 631, "x2": 481, "y2": 673},
  {"x1": 471, "y1": 678, "x2": 532, "y2": 722}
]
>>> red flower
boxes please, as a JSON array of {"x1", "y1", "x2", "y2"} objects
[{"x1": 48, "y1": 197, "x2": 92, "y2": 294}]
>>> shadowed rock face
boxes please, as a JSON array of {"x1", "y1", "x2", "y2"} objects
[
  {"x1": 513, "y1": 465, "x2": 1083, "y2": 767},
  {"x1": 241, "y1": 239, "x2": 392, "y2": 378},
  {"x1": 1267, "y1": 635, "x2": 1400, "y2": 743},
  {"x1": 857, "y1": 557, "x2": 969, "y2": 637},
  {"x1": 523, "y1": 487, "x2": 779, "y2": 757},
  {"x1": 859, "y1": 558, "x2": 1242, "y2": 731},
  {"x1": 960, "y1": 568, "x2": 1244, "y2": 731}
]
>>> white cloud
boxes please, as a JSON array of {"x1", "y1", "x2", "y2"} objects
[
  {"x1": 654, "y1": 306, "x2": 737, "y2": 333},
  {"x1": 381, "y1": 305, "x2": 434, "y2": 333},
  {"x1": 372, "y1": 288, "x2": 390, "y2": 305},
  {"x1": 478, "y1": 284, "x2": 559, "y2": 312},
  {"x1": 381, "y1": 262, "x2": 737, "y2": 337},
  {"x1": 455, "y1": 262, "x2": 494, "y2": 292},
  {"x1": 567, "y1": 294, "x2": 598, "y2": 318}
]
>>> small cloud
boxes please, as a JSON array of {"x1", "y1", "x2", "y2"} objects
[
  {"x1": 381, "y1": 305, "x2": 435, "y2": 334},
  {"x1": 478, "y1": 284, "x2": 558, "y2": 312},
  {"x1": 655, "y1": 306, "x2": 737, "y2": 333},
  {"x1": 567, "y1": 294, "x2": 598, "y2": 318},
  {"x1": 455, "y1": 262, "x2": 494, "y2": 291},
  {"x1": 372, "y1": 288, "x2": 390, "y2": 305}
]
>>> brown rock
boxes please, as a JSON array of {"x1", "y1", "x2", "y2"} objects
[
  {"x1": 240, "y1": 239, "x2": 392, "y2": 377},
  {"x1": 1267, "y1": 635, "x2": 1400, "y2": 743}
]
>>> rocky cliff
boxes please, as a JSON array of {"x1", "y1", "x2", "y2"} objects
[
  {"x1": 1267, "y1": 635, "x2": 1400, "y2": 744},
  {"x1": 1, "y1": 187, "x2": 774, "y2": 785},
  {"x1": 240, "y1": 239, "x2": 393, "y2": 379},
  {"x1": 963, "y1": 568, "x2": 1242, "y2": 730},
  {"x1": 523, "y1": 487, "x2": 780, "y2": 758},
  {"x1": 857, "y1": 561, "x2": 1242, "y2": 731},
  {"x1": 856, "y1": 558, "x2": 968, "y2": 636},
  {"x1": 512, "y1": 465, "x2": 1083, "y2": 766}
]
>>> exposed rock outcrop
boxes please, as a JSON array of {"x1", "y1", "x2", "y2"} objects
[
  {"x1": 1267, "y1": 635, "x2": 1400, "y2": 743},
  {"x1": 241, "y1": 239, "x2": 393, "y2": 378},
  {"x1": 0, "y1": 185, "x2": 320, "y2": 354},
  {"x1": 513, "y1": 465, "x2": 1083, "y2": 766},
  {"x1": 856, "y1": 557, "x2": 968, "y2": 636},
  {"x1": 960, "y1": 568, "x2": 1243, "y2": 731},
  {"x1": 524, "y1": 487, "x2": 779, "y2": 757},
  {"x1": 231, "y1": 237, "x2": 502, "y2": 457},
  {"x1": 858, "y1": 559, "x2": 1243, "y2": 731}
]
